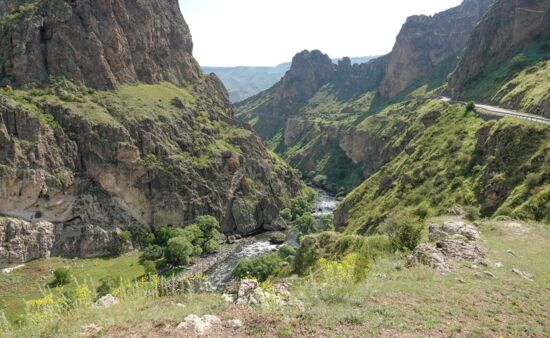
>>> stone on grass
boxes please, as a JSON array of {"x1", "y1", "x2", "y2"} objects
[
  {"x1": 225, "y1": 319, "x2": 243, "y2": 329},
  {"x1": 94, "y1": 294, "x2": 119, "y2": 308},
  {"x1": 512, "y1": 268, "x2": 534, "y2": 281},
  {"x1": 177, "y1": 314, "x2": 221, "y2": 335},
  {"x1": 407, "y1": 244, "x2": 450, "y2": 273}
]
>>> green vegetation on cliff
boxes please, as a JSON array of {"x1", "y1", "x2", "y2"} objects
[{"x1": 336, "y1": 100, "x2": 550, "y2": 234}]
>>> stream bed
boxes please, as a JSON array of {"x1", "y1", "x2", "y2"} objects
[{"x1": 205, "y1": 189, "x2": 339, "y2": 290}]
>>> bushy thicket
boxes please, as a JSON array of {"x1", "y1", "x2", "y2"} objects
[
  {"x1": 233, "y1": 245, "x2": 297, "y2": 282},
  {"x1": 138, "y1": 215, "x2": 222, "y2": 270}
]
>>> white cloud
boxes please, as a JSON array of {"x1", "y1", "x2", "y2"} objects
[{"x1": 179, "y1": 0, "x2": 463, "y2": 67}]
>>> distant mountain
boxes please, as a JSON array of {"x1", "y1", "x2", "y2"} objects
[{"x1": 202, "y1": 56, "x2": 377, "y2": 103}]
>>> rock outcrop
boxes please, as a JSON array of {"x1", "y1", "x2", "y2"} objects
[
  {"x1": 0, "y1": 0, "x2": 200, "y2": 89},
  {"x1": 0, "y1": 217, "x2": 54, "y2": 268},
  {"x1": 407, "y1": 220, "x2": 486, "y2": 273},
  {"x1": 450, "y1": 0, "x2": 550, "y2": 94},
  {"x1": 0, "y1": 0, "x2": 301, "y2": 262},
  {"x1": 379, "y1": 0, "x2": 491, "y2": 98}
]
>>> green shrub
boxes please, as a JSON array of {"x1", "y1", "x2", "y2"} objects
[
  {"x1": 465, "y1": 101, "x2": 475, "y2": 113},
  {"x1": 165, "y1": 237, "x2": 194, "y2": 266},
  {"x1": 118, "y1": 230, "x2": 131, "y2": 244},
  {"x1": 142, "y1": 260, "x2": 157, "y2": 276},
  {"x1": 295, "y1": 213, "x2": 318, "y2": 238},
  {"x1": 232, "y1": 253, "x2": 283, "y2": 282},
  {"x1": 155, "y1": 226, "x2": 186, "y2": 247},
  {"x1": 203, "y1": 238, "x2": 220, "y2": 254},
  {"x1": 312, "y1": 174, "x2": 328, "y2": 187},
  {"x1": 390, "y1": 222, "x2": 423, "y2": 252},
  {"x1": 464, "y1": 206, "x2": 480, "y2": 221},
  {"x1": 96, "y1": 276, "x2": 119, "y2": 298},
  {"x1": 278, "y1": 245, "x2": 297, "y2": 261},
  {"x1": 140, "y1": 245, "x2": 164, "y2": 262},
  {"x1": 51, "y1": 268, "x2": 71, "y2": 287},
  {"x1": 525, "y1": 172, "x2": 543, "y2": 189},
  {"x1": 280, "y1": 208, "x2": 292, "y2": 221},
  {"x1": 290, "y1": 197, "x2": 312, "y2": 220}
]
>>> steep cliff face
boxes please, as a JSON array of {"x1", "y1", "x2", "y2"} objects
[
  {"x1": 0, "y1": 0, "x2": 301, "y2": 265},
  {"x1": 450, "y1": 0, "x2": 550, "y2": 116},
  {"x1": 0, "y1": 0, "x2": 200, "y2": 89},
  {"x1": 380, "y1": 0, "x2": 491, "y2": 98}
]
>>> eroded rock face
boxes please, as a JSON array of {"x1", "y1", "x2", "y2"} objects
[
  {"x1": 0, "y1": 1, "x2": 302, "y2": 261},
  {"x1": 450, "y1": 0, "x2": 550, "y2": 96},
  {"x1": 380, "y1": 0, "x2": 491, "y2": 98},
  {"x1": 0, "y1": 217, "x2": 54, "y2": 268},
  {"x1": 0, "y1": 0, "x2": 200, "y2": 89}
]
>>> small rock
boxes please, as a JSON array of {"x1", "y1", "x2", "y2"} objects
[
  {"x1": 269, "y1": 232, "x2": 286, "y2": 244},
  {"x1": 225, "y1": 319, "x2": 243, "y2": 329},
  {"x1": 494, "y1": 262, "x2": 503, "y2": 268},
  {"x1": 457, "y1": 278, "x2": 466, "y2": 284},
  {"x1": 507, "y1": 250, "x2": 515, "y2": 256},
  {"x1": 177, "y1": 314, "x2": 221, "y2": 335},
  {"x1": 471, "y1": 264, "x2": 479, "y2": 269},
  {"x1": 376, "y1": 273, "x2": 387, "y2": 279},
  {"x1": 512, "y1": 268, "x2": 534, "y2": 281},
  {"x1": 483, "y1": 271, "x2": 496, "y2": 279},
  {"x1": 221, "y1": 293, "x2": 235, "y2": 303},
  {"x1": 94, "y1": 294, "x2": 119, "y2": 308}
]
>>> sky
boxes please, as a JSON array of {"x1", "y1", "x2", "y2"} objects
[{"x1": 179, "y1": 0, "x2": 463, "y2": 67}]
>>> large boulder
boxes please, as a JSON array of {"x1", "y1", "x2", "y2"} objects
[{"x1": 0, "y1": 217, "x2": 54, "y2": 268}]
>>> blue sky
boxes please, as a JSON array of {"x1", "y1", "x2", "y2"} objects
[{"x1": 179, "y1": 0, "x2": 463, "y2": 67}]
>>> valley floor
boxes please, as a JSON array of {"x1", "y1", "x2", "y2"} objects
[{"x1": 3, "y1": 217, "x2": 550, "y2": 337}]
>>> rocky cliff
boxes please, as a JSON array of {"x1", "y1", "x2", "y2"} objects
[
  {"x1": 0, "y1": 0, "x2": 200, "y2": 89},
  {"x1": 380, "y1": 0, "x2": 491, "y2": 98},
  {"x1": 449, "y1": 0, "x2": 550, "y2": 116},
  {"x1": 236, "y1": 0, "x2": 490, "y2": 193},
  {"x1": 0, "y1": 0, "x2": 301, "y2": 266}
]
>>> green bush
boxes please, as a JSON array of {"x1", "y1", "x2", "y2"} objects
[
  {"x1": 525, "y1": 172, "x2": 543, "y2": 189},
  {"x1": 140, "y1": 245, "x2": 164, "y2": 262},
  {"x1": 390, "y1": 223, "x2": 423, "y2": 252},
  {"x1": 295, "y1": 213, "x2": 318, "y2": 238},
  {"x1": 131, "y1": 228, "x2": 155, "y2": 249},
  {"x1": 203, "y1": 238, "x2": 220, "y2": 254},
  {"x1": 312, "y1": 174, "x2": 328, "y2": 187},
  {"x1": 155, "y1": 226, "x2": 186, "y2": 247},
  {"x1": 142, "y1": 260, "x2": 157, "y2": 276},
  {"x1": 96, "y1": 276, "x2": 119, "y2": 298},
  {"x1": 465, "y1": 101, "x2": 476, "y2": 113},
  {"x1": 165, "y1": 237, "x2": 194, "y2": 266},
  {"x1": 464, "y1": 206, "x2": 480, "y2": 221},
  {"x1": 51, "y1": 268, "x2": 71, "y2": 287},
  {"x1": 232, "y1": 253, "x2": 283, "y2": 282},
  {"x1": 280, "y1": 208, "x2": 292, "y2": 221},
  {"x1": 290, "y1": 198, "x2": 312, "y2": 220}
]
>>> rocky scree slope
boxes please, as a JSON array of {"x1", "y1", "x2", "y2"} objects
[
  {"x1": 450, "y1": 0, "x2": 550, "y2": 117},
  {"x1": 0, "y1": 0, "x2": 301, "y2": 267},
  {"x1": 236, "y1": 0, "x2": 490, "y2": 193}
]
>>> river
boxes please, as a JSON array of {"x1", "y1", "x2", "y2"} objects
[{"x1": 205, "y1": 189, "x2": 339, "y2": 290}]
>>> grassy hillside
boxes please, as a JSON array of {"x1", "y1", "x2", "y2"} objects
[
  {"x1": 337, "y1": 100, "x2": 550, "y2": 234},
  {"x1": 3, "y1": 218, "x2": 550, "y2": 337},
  {"x1": 454, "y1": 35, "x2": 550, "y2": 116}
]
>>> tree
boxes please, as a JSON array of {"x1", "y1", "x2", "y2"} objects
[
  {"x1": 96, "y1": 276, "x2": 119, "y2": 298},
  {"x1": 165, "y1": 237, "x2": 194, "y2": 266},
  {"x1": 155, "y1": 226, "x2": 185, "y2": 247},
  {"x1": 195, "y1": 216, "x2": 221, "y2": 253},
  {"x1": 465, "y1": 101, "x2": 476, "y2": 114},
  {"x1": 140, "y1": 244, "x2": 164, "y2": 262},
  {"x1": 51, "y1": 268, "x2": 71, "y2": 287}
]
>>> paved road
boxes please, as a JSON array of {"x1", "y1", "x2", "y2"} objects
[{"x1": 440, "y1": 97, "x2": 550, "y2": 125}]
